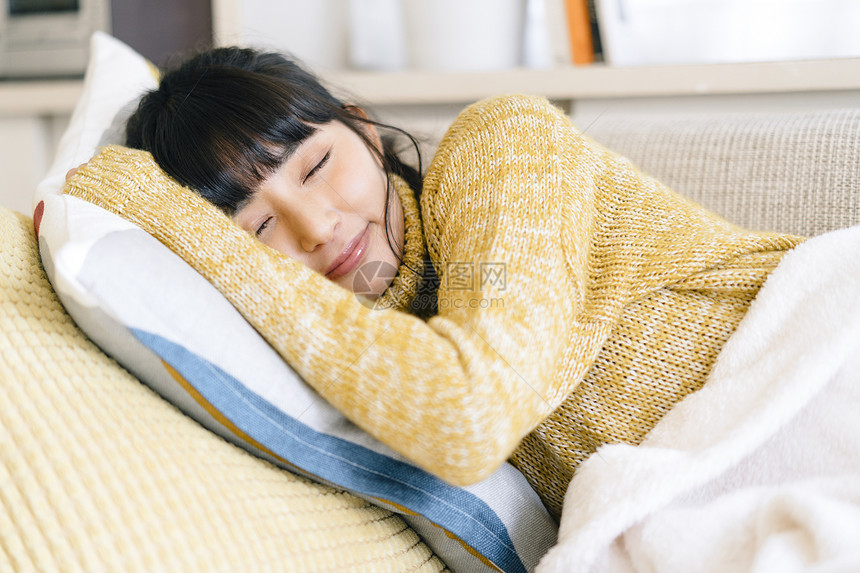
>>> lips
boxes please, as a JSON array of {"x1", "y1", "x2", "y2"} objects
[{"x1": 325, "y1": 225, "x2": 370, "y2": 280}]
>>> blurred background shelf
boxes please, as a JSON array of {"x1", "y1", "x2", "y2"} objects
[
  {"x1": 3, "y1": 58, "x2": 860, "y2": 116},
  {"x1": 323, "y1": 58, "x2": 860, "y2": 104}
]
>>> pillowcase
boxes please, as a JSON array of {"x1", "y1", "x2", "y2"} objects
[
  {"x1": 34, "y1": 32, "x2": 158, "y2": 208},
  {"x1": 36, "y1": 33, "x2": 558, "y2": 573}
]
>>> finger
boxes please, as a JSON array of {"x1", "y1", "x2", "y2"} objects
[{"x1": 65, "y1": 163, "x2": 87, "y2": 181}]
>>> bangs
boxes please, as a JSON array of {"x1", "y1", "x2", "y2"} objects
[{"x1": 131, "y1": 64, "x2": 341, "y2": 215}]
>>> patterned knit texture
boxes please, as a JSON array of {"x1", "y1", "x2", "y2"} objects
[
  {"x1": 64, "y1": 95, "x2": 803, "y2": 516},
  {"x1": 370, "y1": 174, "x2": 427, "y2": 314},
  {"x1": 0, "y1": 207, "x2": 447, "y2": 572}
]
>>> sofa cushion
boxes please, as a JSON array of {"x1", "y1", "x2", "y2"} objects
[
  {"x1": 0, "y1": 205, "x2": 447, "y2": 572},
  {"x1": 587, "y1": 108, "x2": 860, "y2": 237}
]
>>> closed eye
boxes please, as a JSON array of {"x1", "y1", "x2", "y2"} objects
[
  {"x1": 304, "y1": 151, "x2": 331, "y2": 183},
  {"x1": 256, "y1": 216, "x2": 273, "y2": 237}
]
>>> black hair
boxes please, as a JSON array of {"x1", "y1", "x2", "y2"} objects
[
  {"x1": 126, "y1": 46, "x2": 423, "y2": 211},
  {"x1": 126, "y1": 46, "x2": 436, "y2": 317}
]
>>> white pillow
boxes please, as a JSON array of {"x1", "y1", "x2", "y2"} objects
[
  {"x1": 36, "y1": 33, "x2": 558, "y2": 573},
  {"x1": 35, "y1": 31, "x2": 157, "y2": 206}
]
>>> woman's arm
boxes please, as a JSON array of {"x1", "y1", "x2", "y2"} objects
[{"x1": 64, "y1": 95, "x2": 588, "y2": 485}]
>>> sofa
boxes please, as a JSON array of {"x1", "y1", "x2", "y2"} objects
[{"x1": 2, "y1": 49, "x2": 858, "y2": 572}]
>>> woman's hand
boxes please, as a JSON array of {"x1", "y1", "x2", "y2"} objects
[{"x1": 65, "y1": 164, "x2": 86, "y2": 182}]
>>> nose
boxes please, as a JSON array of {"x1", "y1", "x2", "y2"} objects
[{"x1": 290, "y1": 198, "x2": 340, "y2": 253}]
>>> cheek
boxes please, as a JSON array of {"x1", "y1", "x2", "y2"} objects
[{"x1": 335, "y1": 159, "x2": 389, "y2": 218}]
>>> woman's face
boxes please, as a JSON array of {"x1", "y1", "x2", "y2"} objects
[{"x1": 233, "y1": 118, "x2": 404, "y2": 298}]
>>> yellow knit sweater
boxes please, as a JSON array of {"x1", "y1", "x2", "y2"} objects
[{"x1": 65, "y1": 95, "x2": 803, "y2": 518}]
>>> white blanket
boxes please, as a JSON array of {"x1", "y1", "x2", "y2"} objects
[{"x1": 537, "y1": 225, "x2": 860, "y2": 573}]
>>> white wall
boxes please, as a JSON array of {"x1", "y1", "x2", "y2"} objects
[{"x1": 0, "y1": 117, "x2": 51, "y2": 215}]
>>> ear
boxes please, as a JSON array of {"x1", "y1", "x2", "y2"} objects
[{"x1": 345, "y1": 104, "x2": 384, "y2": 156}]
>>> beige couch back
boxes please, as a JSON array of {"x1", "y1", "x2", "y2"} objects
[{"x1": 586, "y1": 108, "x2": 860, "y2": 237}]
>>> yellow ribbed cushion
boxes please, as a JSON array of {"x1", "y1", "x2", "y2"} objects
[{"x1": 0, "y1": 207, "x2": 447, "y2": 572}]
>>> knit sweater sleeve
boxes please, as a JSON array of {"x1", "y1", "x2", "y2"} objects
[{"x1": 63, "y1": 95, "x2": 586, "y2": 486}]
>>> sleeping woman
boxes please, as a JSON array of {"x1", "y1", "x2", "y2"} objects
[{"x1": 63, "y1": 46, "x2": 803, "y2": 518}]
